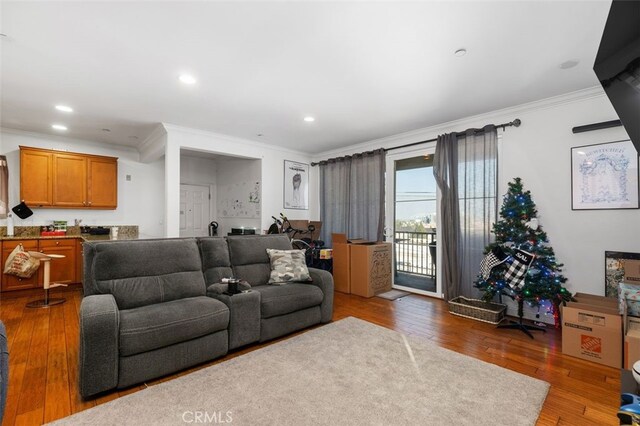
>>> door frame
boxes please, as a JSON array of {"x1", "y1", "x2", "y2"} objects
[
  {"x1": 385, "y1": 144, "x2": 442, "y2": 299},
  {"x1": 179, "y1": 183, "x2": 212, "y2": 237}
]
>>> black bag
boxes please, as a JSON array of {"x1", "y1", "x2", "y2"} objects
[{"x1": 12, "y1": 202, "x2": 33, "y2": 219}]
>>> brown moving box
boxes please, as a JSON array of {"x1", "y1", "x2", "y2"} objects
[
  {"x1": 332, "y1": 234, "x2": 392, "y2": 297},
  {"x1": 624, "y1": 316, "x2": 640, "y2": 370},
  {"x1": 332, "y1": 234, "x2": 351, "y2": 293},
  {"x1": 350, "y1": 241, "x2": 392, "y2": 298},
  {"x1": 562, "y1": 293, "x2": 622, "y2": 368},
  {"x1": 625, "y1": 259, "x2": 640, "y2": 285}
]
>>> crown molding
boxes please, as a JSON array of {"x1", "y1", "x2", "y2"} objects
[
  {"x1": 162, "y1": 123, "x2": 310, "y2": 158},
  {"x1": 0, "y1": 126, "x2": 140, "y2": 154},
  {"x1": 138, "y1": 123, "x2": 167, "y2": 152},
  {"x1": 312, "y1": 86, "x2": 607, "y2": 161}
]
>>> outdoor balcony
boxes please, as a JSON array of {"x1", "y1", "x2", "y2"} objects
[{"x1": 394, "y1": 230, "x2": 436, "y2": 293}]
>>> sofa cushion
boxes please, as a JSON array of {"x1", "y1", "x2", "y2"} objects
[
  {"x1": 227, "y1": 235, "x2": 292, "y2": 286},
  {"x1": 266, "y1": 249, "x2": 312, "y2": 284},
  {"x1": 119, "y1": 296, "x2": 229, "y2": 357},
  {"x1": 198, "y1": 237, "x2": 234, "y2": 284},
  {"x1": 253, "y1": 284, "x2": 323, "y2": 318},
  {"x1": 85, "y1": 238, "x2": 207, "y2": 310}
]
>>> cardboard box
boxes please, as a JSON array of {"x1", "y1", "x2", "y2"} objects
[
  {"x1": 332, "y1": 234, "x2": 351, "y2": 293},
  {"x1": 562, "y1": 293, "x2": 622, "y2": 368},
  {"x1": 624, "y1": 315, "x2": 640, "y2": 369},
  {"x1": 349, "y1": 242, "x2": 392, "y2": 298},
  {"x1": 625, "y1": 259, "x2": 640, "y2": 285}
]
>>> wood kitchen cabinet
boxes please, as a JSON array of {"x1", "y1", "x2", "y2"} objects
[
  {"x1": 20, "y1": 148, "x2": 53, "y2": 206},
  {"x1": 20, "y1": 146, "x2": 118, "y2": 209},
  {"x1": 38, "y1": 239, "x2": 77, "y2": 285},
  {"x1": 87, "y1": 157, "x2": 118, "y2": 208},
  {"x1": 1, "y1": 240, "x2": 40, "y2": 291},
  {"x1": 0, "y1": 238, "x2": 82, "y2": 292},
  {"x1": 53, "y1": 152, "x2": 87, "y2": 207}
]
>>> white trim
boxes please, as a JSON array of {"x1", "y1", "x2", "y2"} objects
[
  {"x1": 0, "y1": 126, "x2": 140, "y2": 154},
  {"x1": 312, "y1": 86, "x2": 607, "y2": 161},
  {"x1": 138, "y1": 123, "x2": 167, "y2": 163},
  {"x1": 138, "y1": 123, "x2": 167, "y2": 152},
  {"x1": 393, "y1": 284, "x2": 443, "y2": 299},
  {"x1": 163, "y1": 122, "x2": 309, "y2": 157},
  {"x1": 385, "y1": 145, "x2": 442, "y2": 298}
]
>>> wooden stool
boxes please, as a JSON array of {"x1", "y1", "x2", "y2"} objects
[{"x1": 25, "y1": 252, "x2": 67, "y2": 308}]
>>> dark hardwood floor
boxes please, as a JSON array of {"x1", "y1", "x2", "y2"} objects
[{"x1": 0, "y1": 288, "x2": 620, "y2": 425}]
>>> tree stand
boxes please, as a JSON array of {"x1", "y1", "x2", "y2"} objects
[{"x1": 497, "y1": 298, "x2": 546, "y2": 339}]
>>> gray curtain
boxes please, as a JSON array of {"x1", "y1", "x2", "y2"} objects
[
  {"x1": 0, "y1": 156, "x2": 7, "y2": 220},
  {"x1": 434, "y1": 126, "x2": 497, "y2": 300},
  {"x1": 319, "y1": 159, "x2": 351, "y2": 244},
  {"x1": 319, "y1": 149, "x2": 385, "y2": 245},
  {"x1": 433, "y1": 133, "x2": 461, "y2": 301}
]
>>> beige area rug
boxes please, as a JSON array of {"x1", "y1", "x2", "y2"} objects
[
  {"x1": 376, "y1": 289, "x2": 411, "y2": 300},
  {"x1": 52, "y1": 317, "x2": 549, "y2": 426}
]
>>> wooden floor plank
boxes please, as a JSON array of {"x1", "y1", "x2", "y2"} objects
[
  {"x1": 0, "y1": 288, "x2": 622, "y2": 425},
  {"x1": 43, "y1": 305, "x2": 71, "y2": 423},
  {"x1": 15, "y1": 307, "x2": 49, "y2": 422}
]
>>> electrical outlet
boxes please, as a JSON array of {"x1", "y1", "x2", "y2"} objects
[{"x1": 126, "y1": 174, "x2": 132, "y2": 181}]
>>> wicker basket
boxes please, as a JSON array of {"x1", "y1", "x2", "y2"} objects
[{"x1": 448, "y1": 296, "x2": 507, "y2": 325}]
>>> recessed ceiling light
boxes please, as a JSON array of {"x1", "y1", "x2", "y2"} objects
[
  {"x1": 55, "y1": 105, "x2": 73, "y2": 113},
  {"x1": 102, "y1": 128, "x2": 111, "y2": 132},
  {"x1": 51, "y1": 124, "x2": 67, "y2": 131},
  {"x1": 560, "y1": 60, "x2": 579, "y2": 69},
  {"x1": 179, "y1": 74, "x2": 197, "y2": 85},
  {"x1": 303, "y1": 116, "x2": 315, "y2": 122},
  {"x1": 454, "y1": 48, "x2": 467, "y2": 57}
]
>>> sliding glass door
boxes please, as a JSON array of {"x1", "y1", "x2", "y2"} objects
[{"x1": 385, "y1": 146, "x2": 441, "y2": 298}]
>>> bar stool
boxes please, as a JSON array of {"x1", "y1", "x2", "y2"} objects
[{"x1": 25, "y1": 252, "x2": 67, "y2": 308}]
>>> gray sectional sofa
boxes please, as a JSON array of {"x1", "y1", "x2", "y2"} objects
[{"x1": 79, "y1": 235, "x2": 334, "y2": 398}]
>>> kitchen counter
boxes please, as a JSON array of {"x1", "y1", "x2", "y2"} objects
[{"x1": 0, "y1": 225, "x2": 140, "y2": 241}]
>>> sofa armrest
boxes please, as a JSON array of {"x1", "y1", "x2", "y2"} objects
[
  {"x1": 307, "y1": 268, "x2": 334, "y2": 323},
  {"x1": 79, "y1": 294, "x2": 119, "y2": 398}
]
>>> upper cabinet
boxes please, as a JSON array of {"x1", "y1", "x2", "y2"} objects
[{"x1": 20, "y1": 146, "x2": 118, "y2": 209}]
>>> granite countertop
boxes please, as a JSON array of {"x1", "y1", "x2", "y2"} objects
[{"x1": 0, "y1": 225, "x2": 140, "y2": 241}]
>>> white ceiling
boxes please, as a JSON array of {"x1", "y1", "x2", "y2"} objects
[{"x1": 1, "y1": 1, "x2": 611, "y2": 154}]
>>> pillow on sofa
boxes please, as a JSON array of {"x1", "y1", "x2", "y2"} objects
[{"x1": 266, "y1": 249, "x2": 312, "y2": 285}]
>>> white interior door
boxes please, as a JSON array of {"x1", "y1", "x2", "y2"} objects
[
  {"x1": 180, "y1": 184, "x2": 210, "y2": 237},
  {"x1": 385, "y1": 145, "x2": 442, "y2": 298}
]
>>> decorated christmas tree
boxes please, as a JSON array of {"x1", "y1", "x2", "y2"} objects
[{"x1": 474, "y1": 177, "x2": 572, "y2": 333}]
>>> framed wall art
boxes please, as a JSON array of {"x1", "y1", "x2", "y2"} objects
[
  {"x1": 571, "y1": 139, "x2": 639, "y2": 210},
  {"x1": 283, "y1": 160, "x2": 309, "y2": 210}
]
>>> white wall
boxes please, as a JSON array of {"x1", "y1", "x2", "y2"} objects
[
  {"x1": 215, "y1": 158, "x2": 261, "y2": 237},
  {"x1": 0, "y1": 128, "x2": 165, "y2": 237},
  {"x1": 180, "y1": 153, "x2": 218, "y2": 236},
  {"x1": 160, "y1": 124, "x2": 313, "y2": 237},
  {"x1": 312, "y1": 87, "x2": 639, "y2": 322}
]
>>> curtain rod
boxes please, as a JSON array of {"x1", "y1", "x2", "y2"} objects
[{"x1": 311, "y1": 118, "x2": 521, "y2": 166}]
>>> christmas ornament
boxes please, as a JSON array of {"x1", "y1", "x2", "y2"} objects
[{"x1": 525, "y1": 218, "x2": 539, "y2": 230}]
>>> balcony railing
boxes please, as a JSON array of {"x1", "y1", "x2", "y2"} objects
[{"x1": 394, "y1": 230, "x2": 436, "y2": 277}]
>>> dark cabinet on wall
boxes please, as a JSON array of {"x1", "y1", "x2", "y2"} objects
[{"x1": 20, "y1": 146, "x2": 118, "y2": 209}]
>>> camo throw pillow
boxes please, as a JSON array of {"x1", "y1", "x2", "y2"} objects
[{"x1": 266, "y1": 249, "x2": 312, "y2": 285}]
